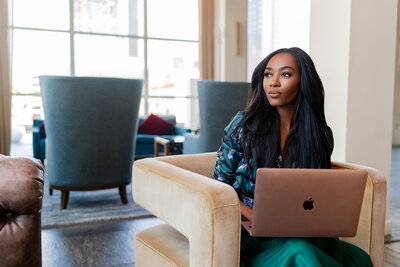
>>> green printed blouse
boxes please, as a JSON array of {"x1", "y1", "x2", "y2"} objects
[{"x1": 213, "y1": 112, "x2": 282, "y2": 208}]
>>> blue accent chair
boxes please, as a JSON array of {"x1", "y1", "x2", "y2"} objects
[
  {"x1": 135, "y1": 115, "x2": 191, "y2": 159},
  {"x1": 40, "y1": 76, "x2": 143, "y2": 209},
  {"x1": 183, "y1": 80, "x2": 250, "y2": 154},
  {"x1": 32, "y1": 119, "x2": 46, "y2": 162}
]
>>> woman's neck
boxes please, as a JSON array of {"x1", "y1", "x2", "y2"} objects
[
  {"x1": 277, "y1": 105, "x2": 295, "y2": 132},
  {"x1": 277, "y1": 104, "x2": 295, "y2": 153}
]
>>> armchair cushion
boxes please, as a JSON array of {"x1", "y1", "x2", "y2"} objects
[
  {"x1": 138, "y1": 114, "x2": 174, "y2": 135},
  {"x1": 135, "y1": 224, "x2": 189, "y2": 267}
]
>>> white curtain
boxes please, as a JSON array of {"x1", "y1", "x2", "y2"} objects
[{"x1": 0, "y1": 0, "x2": 11, "y2": 155}]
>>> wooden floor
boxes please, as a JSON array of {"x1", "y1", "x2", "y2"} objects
[
  {"x1": 42, "y1": 217, "x2": 163, "y2": 267},
  {"x1": 39, "y1": 147, "x2": 400, "y2": 266}
]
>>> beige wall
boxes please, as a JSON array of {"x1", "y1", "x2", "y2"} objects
[
  {"x1": 214, "y1": 0, "x2": 247, "y2": 81},
  {"x1": 310, "y1": 0, "x2": 398, "y2": 234},
  {"x1": 309, "y1": 0, "x2": 351, "y2": 161}
]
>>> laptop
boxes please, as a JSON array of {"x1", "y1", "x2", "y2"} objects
[{"x1": 241, "y1": 168, "x2": 368, "y2": 237}]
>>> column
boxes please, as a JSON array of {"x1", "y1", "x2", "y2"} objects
[{"x1": 310, "y1": 0, "x2": 398, "y2": 235}]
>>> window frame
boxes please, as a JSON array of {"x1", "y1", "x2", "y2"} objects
[{"x1": 9, "y1": 0, "x2": 199, "y2": 121}]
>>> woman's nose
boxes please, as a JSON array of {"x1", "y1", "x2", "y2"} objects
[{"x1": 269, "y1": 76, "x2": 280, "y2": 87}]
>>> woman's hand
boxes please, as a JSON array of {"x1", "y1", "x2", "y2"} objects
[{"x1": 240, "y1": 200, "x2": 253, "y2": 221}]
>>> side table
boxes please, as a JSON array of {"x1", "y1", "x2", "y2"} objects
[{"x1": 154, "y1": 136, "x2": 184, "y2": 157}]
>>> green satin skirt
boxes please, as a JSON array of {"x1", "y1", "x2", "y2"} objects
[{"x1": 240, "y1": 227, "x2": 373, "y2": 267}]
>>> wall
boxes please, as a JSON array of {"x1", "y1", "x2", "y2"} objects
[
  {"x1": 309, "y1": 0, "x2": 351, "y2": 161},
  {"x1": 310, "y1": 0, "x2": 398, "y2": 234},
  {"x1": 214, "y1": 0, "x2": 247, "y2": 81}
]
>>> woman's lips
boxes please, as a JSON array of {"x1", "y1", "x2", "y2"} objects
[{"x1": 268, "y1": 91, "x2": 281, "y2": 98}]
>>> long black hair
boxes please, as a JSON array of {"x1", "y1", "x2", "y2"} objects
[{"x1": 240, "y1": 47, "x2": 333, "y2": 169}]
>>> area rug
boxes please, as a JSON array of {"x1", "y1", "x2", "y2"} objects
[{"x1": 41, "y1": 182, "x2": 153, "y2": 229}]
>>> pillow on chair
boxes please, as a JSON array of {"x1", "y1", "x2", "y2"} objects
[
  {"x1": 138, "y1": 114, "x2": 174, "y2": 135},
  {"x1": 39, "y1": 123, "x2": 46, "y2": 138}
]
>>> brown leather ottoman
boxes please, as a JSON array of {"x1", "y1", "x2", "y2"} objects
[{"x1": 0, "y1": 155, "x2": 44, "y2": 267}]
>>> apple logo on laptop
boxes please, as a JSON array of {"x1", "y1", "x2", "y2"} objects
[{"x1": 303, "y1": 197, "x2": 314, "y2": 210}]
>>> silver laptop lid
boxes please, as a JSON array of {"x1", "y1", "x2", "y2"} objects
[{"x1": 249, "y1": 168, "x2": 367, "y2": 237}]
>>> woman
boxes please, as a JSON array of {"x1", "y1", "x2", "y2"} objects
[{"x1": 213, "y1": 47, "x2": 372, "y2": 266}]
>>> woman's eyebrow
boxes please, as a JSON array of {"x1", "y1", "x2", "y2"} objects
[{"x1": 265, "y1": 66, "x2": 295, "y2": 71}]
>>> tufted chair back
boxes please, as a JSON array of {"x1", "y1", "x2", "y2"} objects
[{"x1": 0, "y1": 155, "x2": 44, "y2": 267}]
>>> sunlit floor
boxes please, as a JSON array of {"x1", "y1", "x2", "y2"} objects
[
  {"x1": 9, "y1": 140, "x2": 400, "y2": 266},
  {"x1": 10, "y1": 133, "x2": 33, "y2": 157}
]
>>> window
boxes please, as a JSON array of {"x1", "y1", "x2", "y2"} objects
[
  {"x1": 9, "y1": 0, "x2": 199, "y2": 140},
  {"x1": 247, "y1": 0, "x2": 310, "y2": 80}
]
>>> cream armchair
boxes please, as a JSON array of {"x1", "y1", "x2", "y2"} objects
[{"x1": 132, "y1": 153, "x2": 386, "y2": 267}]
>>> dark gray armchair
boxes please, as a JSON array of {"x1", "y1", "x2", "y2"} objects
[
  {"x1": 183, "y1": 80, "x2": 250, "y2": 154},
  {"x1": 40, "y1": 76, "x2": 143, "y2": 209}
]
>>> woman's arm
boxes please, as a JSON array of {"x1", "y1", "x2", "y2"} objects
[
  {"x1": 213, "y1": 112, "x2": 244, "y2": 187},
  {"x1": 240, "y1": 200, "x2": 253, "y2": 221},
  {"x1": 213, "y1": 112, "x2": 252, "y2": 221}
]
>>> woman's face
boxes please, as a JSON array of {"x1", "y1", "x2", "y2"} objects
[{"x1": 263, "y1": 53, "x2": 300, "y2": 108}]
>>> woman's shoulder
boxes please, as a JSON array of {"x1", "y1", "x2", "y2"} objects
[
  {"x1": 225, "y1": 111, "x2": 244, "y2": 135},
  {"x1": 228, "y1": 111, "x2": 244, "y2": 128}
]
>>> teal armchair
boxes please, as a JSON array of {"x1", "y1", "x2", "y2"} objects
[
  {"x1": 183, "y1": 80, "x2": 250, "y2": 154},
  {"x1": 40, "y1": 75, "x2": 143, "y2": 209}
]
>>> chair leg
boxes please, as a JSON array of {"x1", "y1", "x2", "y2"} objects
[
  {"x1": 49, "y1": 187, "x2": 53, "y2": 195},
  {"x1": 119, "y1": 186, "x2": 128, "y2": 204},
  {"x1": 61, "y1": 190, "x2": 69, "y2": 210}
]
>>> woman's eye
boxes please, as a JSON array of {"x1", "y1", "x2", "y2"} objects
[
  {"x1": 281, "y1": 72, "x2": 292, "y2": 77},
  {"x1": 264, "y1": 72, "x2": 272, "y2": 78}
]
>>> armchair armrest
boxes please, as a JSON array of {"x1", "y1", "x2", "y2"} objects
[
  {"x1": 332, "y1": 162, "x2": 386, "y2": 267},
  {"x1": 174, "y1": 125, "x2": 191, "y2": 135},
  {"x1": 133, "y1": 153, "x2": 241, "y2": 267},
  {"x1": 0, "y1": 155, "x2": 44, "y2": 267}
]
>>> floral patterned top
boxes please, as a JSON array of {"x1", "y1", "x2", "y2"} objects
[{"x1": 213, "y1": 112, "x2": 282, "y2": 208}]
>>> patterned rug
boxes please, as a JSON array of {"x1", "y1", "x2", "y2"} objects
[{"x1": 41, "y1": 181, "x2": 152, "y2": 229}]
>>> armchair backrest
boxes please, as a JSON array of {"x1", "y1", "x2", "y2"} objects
[
  {"x1": 40, "y1": 75, "x2": 143, "y2": 188},
  {"x1": 197, "y1": 80, "x2": 250, "y2": 152}
]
